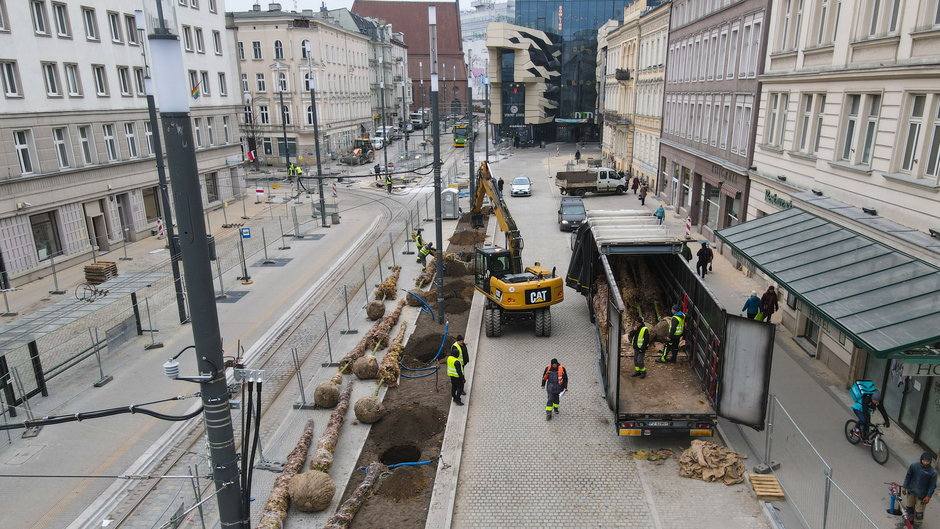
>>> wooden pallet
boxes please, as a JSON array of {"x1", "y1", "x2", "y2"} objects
[
  {"x1": 85, "y1": 261, "x2": 118, "y2": 285},
  {"x1": 749, "y1": 474, "x2": 785, "y2": 501}
]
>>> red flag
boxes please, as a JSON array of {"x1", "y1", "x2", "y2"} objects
[{"x1": 247, "y1": 150, "x2": 256, "y2": 161}]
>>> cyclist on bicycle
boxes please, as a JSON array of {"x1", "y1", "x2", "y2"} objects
[{"x1": 852, "y1": 389, "x2": 890, "y2": 444}]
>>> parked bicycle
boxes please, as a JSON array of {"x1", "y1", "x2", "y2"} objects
[{"x1": 845, "y1": 419, "x2": 890, "y2": 464}]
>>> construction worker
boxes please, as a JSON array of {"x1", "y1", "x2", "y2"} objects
[
  {"x1": 451, "y1": 335, "x2": 468, "y2": 395},
  {"x1": 541, "y1": 358, "x2": 568, "y2": 420},
  {"x1": 628, "y1": 318, "x2": 650, "y2": 378},
  {"x1": 416, "y1": 242, "x2": 434, "y2": 269},
  {"x1": 658, "y1": 305, "x2": 685, "y2": 363},
  {"x1": 287, "y1": 163, "x2": 296, "y2": 177},
  {"x1": 412, "y1": 228, "x2": 425, "y2": 248},
  {"x1": 386, "y1": 173, "x2": 393, "y2": 194},
  {"x1": 447, "y1": 349, "x2": 465, "y2": 406},
  {"x1": 294, "y1": 164, "x2": 303, "y2": 178},
  {"x1": 374, "y1": 163, "x2": 381, "y2": 181}
]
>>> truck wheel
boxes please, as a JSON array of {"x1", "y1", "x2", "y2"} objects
[
  {"x1": 491, "y1": 308, "x2": 503, "y2": 337},
  {"x1": 542, "y1": 308, "x2": 552, "y2": 337},
  {"x1": 616, "y1": 186, "x2": 625, "y2": 195},
  {"x1": 484, "y1": 309, "x2": 495, "y2": 337},
  {"x1": 534, "y1": 309, "x2": 544, "y2": 337}
]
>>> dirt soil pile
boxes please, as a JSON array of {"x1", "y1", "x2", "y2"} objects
[
  {"x1": 678, "y1": 440, "x2": 747, "y2": 485},
  {"x1": 448, "y1": 230, "x2": 486, "y2": 245}
]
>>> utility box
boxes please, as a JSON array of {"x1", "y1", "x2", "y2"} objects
[{"x1": 441, "y1": 189, "x2": 459, "y2": 220}]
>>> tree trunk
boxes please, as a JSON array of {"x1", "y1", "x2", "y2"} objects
[
  {"x1": 321, "y1": 462, "x2": 384, "y2": 529},
  {"x1": 311, "y1": 383, "x2": 353, "y2": 472},
  {"x1": 255, "y1": 419, "x2": 315, "y2": 529}
]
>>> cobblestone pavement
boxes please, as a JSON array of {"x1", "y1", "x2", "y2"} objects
[{"x1": 451, "y1": 144, "x2": 768, "y2": 529}]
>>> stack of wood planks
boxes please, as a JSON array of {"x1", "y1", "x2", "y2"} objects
[{"x1": 84, "y1": 262, "x2": 118, "y2": 285}]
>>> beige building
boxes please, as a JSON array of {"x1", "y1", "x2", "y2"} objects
[
  {"x1": 230, "y1": 4, "x2": 372, "y2": 166},
  {"x1": 632, "y1": 1, "x2": 670, "y2": 188},
  {"x1": 599, "y1": 17, "x2": 635, "y2": 172},
  {"x1": 0, "y1": 0, "x2": 243, "y2": 284}
]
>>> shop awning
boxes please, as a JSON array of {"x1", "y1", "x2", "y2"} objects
[{"x1": 716, "y1": 208, "x2": 940, "y2": 358}]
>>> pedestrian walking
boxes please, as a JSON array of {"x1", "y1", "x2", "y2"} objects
[
  {"x1": 452, "y1": 334, "x2": 469, "y2": 395},
  {"x1": 447, "y1": 349, "x2": 466, "y2": 406},
  {"x1": 541, "y1": 358, "x2": 568, "y2": 420},
  {"x1": 658, "y1": 305, "x2": 685, "y2": 363},
  {"x1": 631, "y1": 177, "x2": 640, "y2": 194},
  {"x1": 902, "y1": 452, "x2": 937, "y2": 527},
  {"x1": 696, "y1": 241, "x2": 713, "y2": 278},
  {"x1": 497, "y1": 177, "x2": 504, "y2": 194},
  {"x1": 628, "y1": 318, "x2": 650, "y2": 378},
  {"x1": 680, "y1": 242, "x2": 693, "y2": 263},
  {"x1": 574, "y1": 150, "x2": 581, "y2": 163},
  {"x1": 639, "y1": 184, "x2": 648, "y2": 206},
  {"x1": 374, "y1": 164, "x2": 381, "y2": 181},
  {"x1": 416, "y1": 242, "x2": 434, "y2": 269},
  {"x1": 654, "y1": 205, "x2": 666, "y2": 225},
  {"x1": 760, "y1": 286, "x2": 779, "y2": 323},
  {"x1": 742, "y1": 290, "x2": 762, "y2": 320},
  {"x1": 385, "y1": 173, "x2": 393, "y2": 194}
]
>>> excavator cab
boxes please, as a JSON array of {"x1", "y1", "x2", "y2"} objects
[{"x1": 474, "y1": 247, "x2": 512, "y2": 291}]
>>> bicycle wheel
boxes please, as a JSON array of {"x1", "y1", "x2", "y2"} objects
[
  {"x1": 871, "y1": 434, "x2": 890, "y2": 465},
  {"x1": 844, "y1": 420, "x2": 862, "y2": 445}
]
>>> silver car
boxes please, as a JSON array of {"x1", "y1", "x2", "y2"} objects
[{"x1": 510, "y1": 176, "x2": 532, "y2": 197}]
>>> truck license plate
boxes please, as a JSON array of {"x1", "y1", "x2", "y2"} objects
[
  {"x1": 525, "y1": 287, "x2": 551, "y2": 305},
  {"x1": 645, "y1": 421, "x2": 671, "y2": 427}
]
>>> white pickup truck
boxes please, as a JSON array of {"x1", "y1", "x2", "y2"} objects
[{"x1": 555, "y1": 167, "x2": 627, "y2": 196}]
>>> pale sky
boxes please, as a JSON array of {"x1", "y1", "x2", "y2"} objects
[{"x1": 224, "y1": 0, "x2": 477, "y2": 13}]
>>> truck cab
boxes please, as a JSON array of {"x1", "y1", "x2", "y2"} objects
[{"x1": 594, "y1": 168, "x2": 625, "y2": 193}]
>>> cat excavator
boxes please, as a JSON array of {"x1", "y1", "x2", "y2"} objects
[{"x1": 471, "y1": 161, "x2": 563, "y2": 337}]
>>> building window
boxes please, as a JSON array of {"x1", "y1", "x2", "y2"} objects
[
  {"x1": 278, "y1": 72, "x2": 288, "y2": 92},
  {"x1": 117, "y1": 66, "x2": 131, "y2": 96},
  {"x1": 223, "y1": 116, "x2": 230, "y2": 143},
  {"x1": 200, "y1": 70, "x2": 210, "y2": 95},
  {"x1": 840, "y1": 93, "x2": 880, "y2": 165},
  {"x1": 867, "y1": 0, "x2": 903, "y2": 37},
  {"x1": 274, "y1": 40, "x2": 284, "y2": 59},
  {"x1": 64, "y1": 63, "x2": 81, "y2": 95},
  {"x1": 841, "y1": 94, "x2": 860, "y2": 160},
  {"x1": 194, "y1": 27, "x2": 204, "y2": 53},
  {"x1": 777, "y1": 0, "x2": 805, "y2": 51},
  {"x1": 0, "y1": 0, "x2": 9, "y2": 31},
  {"x1": 237, "y1": 41, "x2": 245, "y2": 60},
  {"x1": 124, "y1": 122, "x2": 138, "y2": 158},
  {"x1": 102, "y1": 124, "x2": 119, "y2": 160},
  {"x1": 814, "y1": 0, "x2": 841, "y2": 45},
  {"x1": 301, "y1": 39, "x2": 311, "y2": 59},
  {"x1": 765, "y1": 93, "x2": 788, "y2": 147},
  {"x1": 304, "y1": 72, "x2": 313, "y2": 91},
  {"x1": 142, "y1": 186, "x2": 160, "y2": 221},
  {"x1": 204, "y1": 172, "x2": 219, "y2": 202},
  {"x1": 30, "y1": 211, "x2": 61, "y2": 261},
  {"x1": 256, "y1": 73, "x2": 266, "y2": 92},
  {"x1": 262, "y1": 136, "x2": 273, "y2": 155},
  {"x1": 1, "y1": 60, "x2": 20, "y2": 96},
  {"x1": 252, "y1": 41, "x2": 262, "y2": 59},
  {"x1": 182, "y1": 25, "x2": 192, "y2": 51},
  {"x1": 307, "y1": 105, "x2": 315, "y2": 125},
  {"x1": 796, "y1": 93, "x2": 826, "y2": 153},
  {"x1": 190, "y1": 0, "x2": 199, "y2": 9},
  {"x1": 14, "y1": 129, "x2": 36, "y2": 174},
  {"x1": 218, "y1": 73, "x2": 227, "y2": 96},
  {"x1": 259, "y1": 105, "x2": 270, "y2": 124},
  {"x1": 52, "y1": 2, "x2": 70, "y2": 37},
  {"x1": 31, "y1": 0, "x2": 48, "y2": 34},
  {"x1": 107, "y1": 11, "x2": 121, "y2": 42},
  {"x1": 243, "y1": 105, "x2": 252, "y2": 124},
  {"x1": 82, "y1": 7, "x2": 97, "y2": 40},
  {"x1": 860, "y1": 95, "x2": 881, "y2": 164},
  {"x1": 125, "y1": 14, "x2": 138, "y2": 44},
  {"x1": 92, "y1": 64, "x2": 108, "y2": 96},
  {"x1": 134, "y1": 67, "x2": 145, "y2": 95},
  {"x1": 212, "y1": 30, "x2": 222, "y2": 55},
  {"x1": 78, "y1": 125, "x2": 95, "y2": 164},
  {"x1": 206, "y1": 117, "x2": 215, "y2": 145},
  {"x1": 209, "y1": 0, "x2": 217, "y2": 13},
  {"x1": 193, "y1": 117, "x2": 202, "y2": 147},
  {"x1": 53, "y1": 127, "x2": 71, "y2": 168},
  {"x1": 144, "y1": 121, "x2": 153, "y2": 155},
  {"x1": 42, "y1": 62, "x2": 61, "y2": 96},
  {"x1": 727, "y1": 24, "x2": 739, "y2": 78},
  {"x1": 281, "y1": 105, "x2": 291, "y2": 125},
  {"x1": 899, "y1": 93, "x2": 940, "y2": 181}
]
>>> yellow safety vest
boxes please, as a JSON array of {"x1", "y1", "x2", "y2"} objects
[
  {"x1": 386, "y1": 175, "x2": 392, "y2": 185},
  {"x1": 636, "y1": 326, "x2": 649, "y2": 348},
  {"x1": 453, "y1": 342, "x2": 465, "y2": 365},
  {"x1": 413, "y1": 232, "x2": 423, "y2": 246},
  {"x1": 420, "y1": 245, "x2": 431, "y2": 256},
  {"x1": 296, "y1": 166, "x2": 303, "y2": 175},
  {"x1": 672, "y1": 314, "x2": 685, "y2": 335},
  {"x1": 447, "y1": 356, "x2": 460, "y2": 377}
]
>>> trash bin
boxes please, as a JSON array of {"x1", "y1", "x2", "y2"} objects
[{"x1": 441, "y1": 189, "x2": 459, "y2": 220}]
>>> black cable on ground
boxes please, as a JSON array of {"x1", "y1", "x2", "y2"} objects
[
  {"x1": 241, "y1": 381, "x2": 254, "y2": 518},
  {"x1": 245, "y1": 381, "x2": 262, "y2": 513}
]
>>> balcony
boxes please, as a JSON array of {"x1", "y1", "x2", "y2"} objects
[
  {"x1": 604, "y1": 111, "x2": 632, "y2": 126},
  {"x1": 615, "y1": 69, "x2": 631, "y2": 82}
]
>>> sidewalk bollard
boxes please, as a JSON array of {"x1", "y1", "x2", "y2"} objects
[
  {"x1": 322, "y1": 312, "x2": 339, "y2": 367},
  {"x1": 277, "y1": 217, "x2": 291, "y2": 250},
  {"x1": 261, "y1": 228, "x2": 275, "y2": 265},
  {"x1": 48, "y1": 255, "x2": 66, "y2": 295},
  {"x1": 1, "y1": 289, "x2": 16, "y2": 316},
  {"x1": 12, "y1": 367, "x2": 40, "y2": 438},
  {"x1": 376, "y1": 248, "x2": 384, "y2": 282},
  {"x1": 291, "y1": 348, "x2": 316, "y2": 409},
  {"x1": 241, "y1": 195, "x2": 250, "y2": 220},
  {"x1": 91, "y1": 328, "x2": 113, "y2": 387},
  {"x1": 144, "y1": 297, "x2": 164, "y2": 350},
  {"x1": 120, "y1": 228, "x2": 133, "y2": 261},
  {"x1": 237, "y1": 234, "x2": 252, "y2": 284},
  {"x1": 221, "y1": 201, "x2": 229, "y2": 226},
  {"x1": 215, "y1": 257, "x2": 227, "y2": 300},
  {"x1": 388, "y1": 233, "x2": 397, "y2": 267},
  {"x1": 340, "y1": 285, "x2": 358, "y2": 335}
]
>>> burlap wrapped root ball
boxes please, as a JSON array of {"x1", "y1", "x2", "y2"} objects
[
  {"x1": 354, "y1": 396, "x2": 386, "y2": 424},
  {"x1": 366, "y1": 301, "x2": 386, "y2": 321},
  {"x1": 314, "y1": 381, "x2": 340, "y2": 408},
  {"x1": 330, "y1": 373, "x2": 343, "y2": 385},
  {"x1": 352, "y1": 355, "x2": 379, "y2": 380},
  {"x1": 650, "y1": 319, "x2": 671, "y2": 343},
  {"x1": 288, "y1": 470, "x2": 336, "y2": 512}
]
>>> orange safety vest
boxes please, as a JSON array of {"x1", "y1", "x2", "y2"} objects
[{"x1": 542, "y1": 365, "x2": 565, "y2": 385}]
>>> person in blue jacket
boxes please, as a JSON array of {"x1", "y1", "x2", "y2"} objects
[
  {"x1": 742, "y1": 290, "x2": 762, "y2": 319},
  {"x1": 902, "y1": 452, "x2": 937, "y2": 526}
]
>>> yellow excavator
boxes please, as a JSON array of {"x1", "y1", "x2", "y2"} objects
[{"x1": 471, "y1": 161, "x2": 563, "y2": 337}]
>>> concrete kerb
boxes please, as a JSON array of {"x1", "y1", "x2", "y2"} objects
[{"x1": 423, "y1": 212, "x2": 494, "y2": 529}]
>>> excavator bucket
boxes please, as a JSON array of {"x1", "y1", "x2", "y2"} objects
[{"x1": 471, "y1": 213, "x2": 486, "y2": 229}]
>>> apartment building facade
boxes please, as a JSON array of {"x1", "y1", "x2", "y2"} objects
[
  {"x1": 632, "y1": 1, "x2": 670, "y2": 189},
  {"x1": 659, "y1": 0, "x2": 769, "y2": 242},
  {"x1": 599, "y1": 17, "x2": 635, "y2": 173},
  {"x1": 0, "y1": 0, "x2": 243, "y2": 285},
  {"x1": 230, "y1": 4, "x2": 372, "y2": 166},
  {"x1": 721, "y1": 0, "x2": 940, "y2": 450}
]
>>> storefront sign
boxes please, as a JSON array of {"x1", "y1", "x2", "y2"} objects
[
  {"x1": 710, "y1": 163, "x2": 740, "y2": 183},
  {"x1": 902, "y1": 362, "x2": 940, "y2": 377},
  {"x1": 764, "y1": 190, "x2": 792, "y2": 210}
]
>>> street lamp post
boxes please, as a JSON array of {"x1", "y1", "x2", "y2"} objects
[
  {"x1": 379, "y1": 53, "x2": 389, "y2": 186},
  {"x1": 304, "y1": 42, "x2": 328, "y2": 228},
  {"x1": 143, "y1": 3, "x2": 243, "y2": 527},
  {"x1": 429, "y1": 6, "x2": 444, "y2": 322},
  {"x1": 467, "y1": 67, "x2": 475, "y2": 200},
  {"x1": 419, "y1": 61, "x2": 426, "y2": 143},
  {"x1": 276, "y1": 67, "x2": 291, "y2": 170}
]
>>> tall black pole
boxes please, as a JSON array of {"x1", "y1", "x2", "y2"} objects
[
  {"x1": 380, "y1": 53, "x2": 389, "y2": 184},
  {"x1": 429, "y1": 6, "x2": 444, "y2": 323},
  {"x1": 467, "y1": 72, "x2": 475, "y2": 200},
  {"x1": 484, "y1": 77, "x2": 490, "y2": 163},
  {"x1": 309, "y1": 85, "x2": 328, "y2": 227},
  {"x1": 147, "y1": 24, "x2": 244, "y2": 529},
  {"x1": 402, "y1": 80, "x2": 409, "y2": 153},
  {"x1": 279, "y1": 87, "x2": 290, "y2": 169}
]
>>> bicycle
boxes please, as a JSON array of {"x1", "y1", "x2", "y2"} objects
[{"x1": 844, "y1": 419, "x2": 890, "y2": 464}]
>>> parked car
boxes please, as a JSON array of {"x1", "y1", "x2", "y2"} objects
[
  {"x1": 510, "y1": 176, "x2": 532, "y2": 197},
  {"x1": 371, "y1": 137, "x2": 386, "y2": 150},
  {"x1": 558, "y1": 196, "x2": 586, "y2": 231}
]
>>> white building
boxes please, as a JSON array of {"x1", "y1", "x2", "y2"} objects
[
  {"x1": 460, "y1": 0, "x2": 514, "y2": 102},
  {"x1": 0, "y1": 0, "x2": 243, "y2": 285}
]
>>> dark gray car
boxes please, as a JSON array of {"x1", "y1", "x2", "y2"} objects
[{"x1": 558, "y1": 197, "x2": 586, "y2": 231}]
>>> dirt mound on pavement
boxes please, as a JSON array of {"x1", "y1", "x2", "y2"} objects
[{"x1": 449, "y1": 230, "x2": 486, "y2": 245}]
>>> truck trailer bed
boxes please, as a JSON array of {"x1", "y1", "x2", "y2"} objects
[{"x1": 618, "y1": 351, "x2": 715, "y2": 416}]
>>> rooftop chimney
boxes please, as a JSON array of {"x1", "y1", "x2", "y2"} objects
[
  {"x1": 252, "y1": 2, "x2": 261, "y2": 10},
  {"x1": 268, "y1": 2, "x2": 281, "y2": 11}
]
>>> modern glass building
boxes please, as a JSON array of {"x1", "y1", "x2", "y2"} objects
[{"x1": 513, "y1": 0, "x2": 635, "y2": 140}]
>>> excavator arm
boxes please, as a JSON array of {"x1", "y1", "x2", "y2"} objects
[{"x1": 470, "y1": 161, "x2": 523, "y2": 274}]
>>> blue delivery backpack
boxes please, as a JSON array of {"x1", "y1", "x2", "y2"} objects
[{"x1": 850, "y1": 380, "x2": 877, "y2": 403}]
